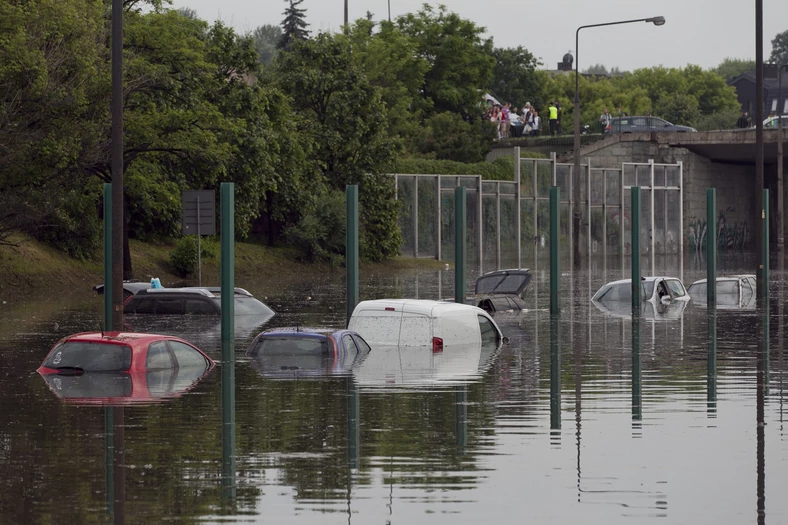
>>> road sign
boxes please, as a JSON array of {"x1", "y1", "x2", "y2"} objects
[{"x1": 182, "y1": 190, "x2": 216, "y2": 236}]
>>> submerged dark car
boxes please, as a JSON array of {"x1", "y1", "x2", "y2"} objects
[
  {"x1": 472, "y1": 269, "x2": 531, "y2": 313},
  {"x1": 36, "y1": 331, "x2": 215, "y2": 405},
  {"x1": 123, "y1": 287, "x2": 275, "y2": 317},
  {"x1": 246, "y1": 327, "x2": 371, "y2": 379}
]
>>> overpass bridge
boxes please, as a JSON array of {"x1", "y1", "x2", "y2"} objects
[{"x1": 489, "y1": 129, "x2": 787, "y2": 250}]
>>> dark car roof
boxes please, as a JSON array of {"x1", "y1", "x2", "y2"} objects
[{"x1": 475, "y1": 268, "x2": 531, "y2": 296}]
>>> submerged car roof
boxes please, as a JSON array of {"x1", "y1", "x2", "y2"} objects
[
  {"x1": 61, "y1": 331, "x2": 182, "y2": 344},
  {"x1": 353, "y1": 299, "x2": 489, "y2": 317}
]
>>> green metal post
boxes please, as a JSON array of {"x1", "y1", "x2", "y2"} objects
[
  {"x1": 631, "y1": 187, "x2": 641, "y2": 312},
  {"x1": 455, "y1": 187, "x2": 467, "y2": 304},
  {"x1": 103, "y1": 184, "x2": 112, "y2": 332},
  {"x1": 550, "y1": 314, "x2": 561, "y2": 431},
  {"x1": 707, "y1": 308, "x2": 717, "y2": 415},
  {"x1": 632, "y1": 317, "x2": 642, "y2": 423},
  {"x1": 549, "y1": 187, "x2": 560, "y2": 315},
  {"x1": 346, "y1": 185, "x2": 359, "y2": 325},
  {"x1": 707, "y1": 188, "x2": 716, "y2": 306},
  {"x1": 763, "y1": 189, "x2": 770, "y2": 302},
  {"x1": 220, "y1": 183, "x2": 235, "y2": 499}
]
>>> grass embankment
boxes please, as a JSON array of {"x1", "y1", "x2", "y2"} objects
[{"x1": 0, "y1": 235, "x2": 445, "y2": 303}]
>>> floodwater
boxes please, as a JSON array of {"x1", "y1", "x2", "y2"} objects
[{"x1": 2, "y1": 253, "x2": 787, "y2": 524}]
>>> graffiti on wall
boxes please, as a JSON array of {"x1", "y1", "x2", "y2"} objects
[{"x1": 687, "y1": 208, "x2": 750, "y2": 251}]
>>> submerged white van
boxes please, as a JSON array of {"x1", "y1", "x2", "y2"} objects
[{"x1": 348, "y1": 299, "x2": 504, "y2": 351}]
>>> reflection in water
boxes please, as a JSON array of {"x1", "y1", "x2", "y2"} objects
[
  {"x1": 707, "y1": 307, "x2": 717, "y2": 415},
  {"x1": 6, "y1": 258, "x2": 788, "y2": 523}
]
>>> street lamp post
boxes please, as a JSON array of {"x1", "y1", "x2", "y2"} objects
[{"x1": 572, "y1": 16, "x2": 665, "y2": 266}]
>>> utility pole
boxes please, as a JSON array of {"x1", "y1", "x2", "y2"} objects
[
  {"x1": 344, "y1": 0, "x2": 348, "y2": 33},
  {"x1": 755, "y1": 0, "x2": 765, "y2": 298},
  {"x1": 111, "y1": 0, "x2": 124, "y2": 331}
]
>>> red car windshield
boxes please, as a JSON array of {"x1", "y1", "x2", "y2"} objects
[{"x1": 43, "y1": 341, "x2": 132, "y2": 372}]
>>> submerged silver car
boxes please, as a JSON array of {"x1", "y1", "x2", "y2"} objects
[{"x1": 686, "y1": 275, "x2": 756, "y2": 309}]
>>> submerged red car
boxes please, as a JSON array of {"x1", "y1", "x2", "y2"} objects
[{"x1": 37, "y1": 332, "x2": 215, "y2": 405}]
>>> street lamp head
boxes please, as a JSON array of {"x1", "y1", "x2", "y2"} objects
[{"x1": 646, "y1": 16, "x2": 666, "y2": 26}]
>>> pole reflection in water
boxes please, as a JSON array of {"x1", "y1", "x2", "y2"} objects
[
  {"x1": 455, "y1": 386, "x2": 468, "y2": 453},
  {"x1": 707, "y1": 305, "x2": 717, "y2": 416},
  {"x1": 221, "y1": 340, "x2": 236, "y2": 504},
  {"x1": 104, "y1": 408, "x2": 113, "y2": 517},
  {"x1": 347, "y1": 378, "x2": 360, "y2": 470},
  {"x1": 550, "y1": 314, "x2": 561, "y2": 440},
  {"x1": 631, "y1": 315, "x2": 642, "y2": 428},
  {"x1": 757, "y1": 299, "x2": 768, "y2": 525},
  {"x1": 104, "y1": 407, "x2": 125, "y2": 524}
]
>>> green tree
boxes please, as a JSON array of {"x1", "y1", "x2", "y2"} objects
[
  {"x1": 711, "y1": 57, "x2": 755, "y2": 81},
  {"x1": 344, "y1": 19, "x2": 429, "y2": 144},
  {"x1": 397, "y1": 4, "x2": 495, "y2": 119},
  {"x1": 0, "y1": 0, "x2": 108, "y2": 252},
  {"x1": 770, "y1": 29, "x2": 788, "y2": 65},
  {"x1": 278, "y1": 0, "x2": 309, "y2": 50},
  {"x1": 272, "y1": 32, "x2": 401, "y2": 260},
  {"x1": 252, "y1": 24, "x2": 282, "y2": 66},
  {"x1": 412, "y1": 112, "x2": 496, "y2": 163},
  {"x1": 488, "y1": 46, "x2": 543, "y2": 107}
]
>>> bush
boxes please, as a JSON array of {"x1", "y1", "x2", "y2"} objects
[
  {"x1": 692, "y1": 109, "x2": 740, "y2": 131},
  {"x1": 169, "y1": 236, "x2": 218, "y2": 277},
  {"x1": 284, "y1": 189, "x2": 346, "y2": 264},
  {"x1": 411, "y1": 112, "x2": 497, "y2": 163}
]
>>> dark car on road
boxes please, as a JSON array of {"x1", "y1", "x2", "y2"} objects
[
  {"x1": 123, "y1": 287, "x2": 275, "y2": 317},
  {"x1": 246, "y1": 327, "x2": 371, "y2": 379},
  {"x1": 605, "y1": 116, "x2": 696, "y2": 134}
]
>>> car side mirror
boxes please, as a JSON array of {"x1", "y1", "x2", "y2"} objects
[{"x1": 502, "y1": 336, "x2": 510, "y2": 345}]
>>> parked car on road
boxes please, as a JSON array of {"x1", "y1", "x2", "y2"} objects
[
  {"x1": 37, "y1": 331, "x2": 215, "y2": 405},
  {"x1": 246, "y1": 327, "x2": 371, "y2": 379},
  {"x1": 763, "y1": 116, "x2": 788, "y2": 129},
  {"x1": 605, "y1": 116, "x2": 696, "y2": 134},
  {"x1": 686, "y1": 274, "x2": 756, "y2": 309},
  {"x1": 348, "y1": 299, "x2": 504, "y2": 351}
]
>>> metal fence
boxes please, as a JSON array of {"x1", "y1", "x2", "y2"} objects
[{"x1": 394, "y1": 150, "x2": 683, "y2": 273}]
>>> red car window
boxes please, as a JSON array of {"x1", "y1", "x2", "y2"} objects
[{"x1": 44, "y1": 342, "x2": 132, "y2": 372}]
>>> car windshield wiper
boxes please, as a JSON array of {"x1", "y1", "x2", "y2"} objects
[{"x1": 55, "y1": 366, "x2": 85, "y2": 376}]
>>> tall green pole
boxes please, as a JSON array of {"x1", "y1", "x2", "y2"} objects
[
  {"x1": 455, "y1": 187, "x2": 467, "y2": 304},
  {"x1": 550, "y1": 315, "x2": 561, "y2": 431},
  {"x1": 220, "y1": 183, "x2": 235, "y2": 499},
  {"x1": 221, "y1": 183, "x2": 235, "y2": 344},
  {"x1": 707, "y1": 188, "x2": 716, "y2": 306},
  {"x1": 631, "y1": 187, "x2": 641, "y2": 312},
  {"x1": 346, "y1": 185, "x2": 359, "y2": 325},
  {"x1": 632, "y1": 317, "x2": 642, "y2": 424},
  {"x1": 103, "y1": 184, "x2": 112, "y2": 332},
  {"x1": 549, "y1": 187, "x2": 560, "y2": 315},
  {"x1": 763, "y1": 189, "x2": 770, "y2": 303}
]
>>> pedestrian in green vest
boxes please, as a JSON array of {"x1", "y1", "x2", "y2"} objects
[{"x1": 548, "y1": 101, "x2": 558, "y2": 136}]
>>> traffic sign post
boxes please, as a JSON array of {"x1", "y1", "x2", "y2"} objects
[{"x1": 182, "y1": 190, "x2": 216, "y2": 286}]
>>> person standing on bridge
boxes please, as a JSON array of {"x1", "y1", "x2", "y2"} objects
[
  {"x1": 548, "y1": 101, "x2": 558, "y2": 135},
  {"x1": 600, "y1": 108, "x2": 612, "y2": 132},
  {"x1": 736, "y1": 111, "x2": 751, "y2": 129}
]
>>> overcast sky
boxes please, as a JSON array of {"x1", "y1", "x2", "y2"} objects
[{"x1": 172, "y1": 0, "x2": 788, "y2": 71}]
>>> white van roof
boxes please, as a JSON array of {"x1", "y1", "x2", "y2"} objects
[{"x1": 351, "y1": 299, "x2": 487, "y2": 317}]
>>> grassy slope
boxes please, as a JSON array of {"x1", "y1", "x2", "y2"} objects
[{"x1": 0, "y1": 235, "x2": 445, "y2": 302}]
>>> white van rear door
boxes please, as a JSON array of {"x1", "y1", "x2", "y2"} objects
[{"x1": 348, "y1": 302, "x2": 403, "y2": 346}]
